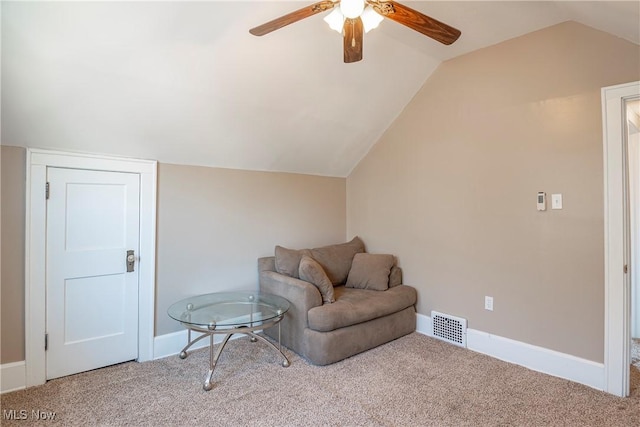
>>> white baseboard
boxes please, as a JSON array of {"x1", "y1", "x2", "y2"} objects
[
  {"x1": 416, "y1": 312, "x2": 433, "y2": 336},
  {"x1": 415, "y1": 313, "x2": 604, "y2": 391},
  {"x1": 1, "y1": 361, "x2": 26, "y2": 394}
]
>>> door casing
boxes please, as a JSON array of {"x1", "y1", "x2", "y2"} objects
[
  {"x1": 25, "y1": 149, "x2": 157, "y2": 387},
  {"x1": 602, "y1": 81, "x2": 640, "y2": 397}
]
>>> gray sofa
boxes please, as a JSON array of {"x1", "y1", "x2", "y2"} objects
[{"x1": 258, "y1": 237, "x2": 417, "y2": 365}]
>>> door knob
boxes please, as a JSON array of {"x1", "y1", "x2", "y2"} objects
[{"x1": 126, "y1": 250, "x2": 135, "y2": 272}]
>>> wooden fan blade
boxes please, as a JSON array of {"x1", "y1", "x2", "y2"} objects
[
  {"x1": 343, "y1": 17, "x2": 364, "y2": 63},
  {"x1": 375, "y1": 1, "x2": 461, "y2": 45},
  {"x1": 249, "y1": 1, "x2": 336, "y2": 36}
]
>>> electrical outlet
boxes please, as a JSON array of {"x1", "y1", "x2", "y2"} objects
[{"x1": 485, "y1": 296, "x2": 494, "y2": 311}]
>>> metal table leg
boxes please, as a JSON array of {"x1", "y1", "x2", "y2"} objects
[
  {"x1": 246, "y1": 331, "x2": 290, "y2": 367},
  {"x1": 180, "y1": 315, "x2": 289, "y2": 391},
  {"x1": 179, "y1": 329, "x2": 210, "y2": 359},
  {"x1": 203, "y1": 333, "x2": 233, "y2": 391}
]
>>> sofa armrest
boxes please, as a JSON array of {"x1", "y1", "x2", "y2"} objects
[
  {"x1": 259, "y1": 270, "x2": 323, "y2": 355},
  {"x1": 259, "y1": 271, "x2": 323, "y2": 319},
  {"x1": 258, "y1": 256, "x2": 276, "y2": 273}
]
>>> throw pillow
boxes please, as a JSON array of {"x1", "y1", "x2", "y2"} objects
[
  {"x1": 299, "y1": 255, "x2": 335, "y2": 304},
  {"x1": 274, "y1": 245, "x2": 311, "y2": 279},
  {"x1": 389, "y1": 265, "x2": 403, "y2": 287},
  {"x1": 309, "y1": 236, "x2": 365, "y2": 285},
  {"x1": 346, "y1": 253, "x2": 395, "y2": 291}
]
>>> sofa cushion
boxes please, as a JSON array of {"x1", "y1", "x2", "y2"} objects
[
  {"x1": 299, "y1": 255, "x2": 335, "y2": 304},
  {"x1": 389, "y1": 265, "x2": 402, "y2": 288},
  {"x1": 346, "y1": 253, "x2": 395, "y2": 291},
  {"x1": 275, "y1": 246, "x2": 312, "y2": 279},
  {"x1": 307, "y1": 285, "x2": 417, "y2": 332},
  {"x1": 309, "y1": 237, "x2": 365, "y2": 285}
]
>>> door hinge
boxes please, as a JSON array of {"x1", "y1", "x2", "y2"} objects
[
  {"x1": 624, "y1": 264, "x2": 629, "y2": 274},
  {"x1": 45, "y1": 333, "x2": 48, "y2": 351},
  {"x1": 45, "y1": 182, "x2": 50, "y2": 200}
]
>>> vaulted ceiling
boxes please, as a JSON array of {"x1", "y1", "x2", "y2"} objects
[{"x1": 2, "y1": 1, "x2": 639, "y2": 177}]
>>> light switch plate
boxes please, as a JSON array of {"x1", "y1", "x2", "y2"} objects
[{"x1": 551, "y1": 193, "x2": 563, "y2": 209}]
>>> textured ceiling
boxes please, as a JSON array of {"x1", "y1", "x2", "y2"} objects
[{"x1": 2, "y1": 1, "x2": 639, "y2": 177}]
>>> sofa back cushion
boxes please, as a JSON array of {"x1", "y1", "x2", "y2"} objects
[
  {"x1": 309, "y1": 237, "x2": 365, "y2": 285},
  {"x1": 275, "y1": 237, "x2": 364, "y2": 284},
  {"x1": 275, "y1": 246, "x2": 312, "y2": 279}
]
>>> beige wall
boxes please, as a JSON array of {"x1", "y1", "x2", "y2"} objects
[
  {"x1": 347, "y1": 22, "x2": 640, "y2": 363},
  {"x1": 1, "y1": 145, "x2": 27, "y2": 363},
  {"x1": 155, "y1": 163, "x2": 345, "y2": 335},
  {"x1": 0, "y1": 149, "x2": 345, "y2": 360}
]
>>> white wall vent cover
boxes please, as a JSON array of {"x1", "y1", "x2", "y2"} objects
[{"x1": 431, "y1": 311, "x2": 467, "y2": 348}]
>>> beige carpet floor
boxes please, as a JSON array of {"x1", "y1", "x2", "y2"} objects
[{"x1": 2, "y1": 333, "x2": 640, "y2": 426}]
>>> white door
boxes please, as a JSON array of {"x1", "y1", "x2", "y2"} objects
[{"x1": 46, "y1": 167, "x2": 140, "y2": 380}]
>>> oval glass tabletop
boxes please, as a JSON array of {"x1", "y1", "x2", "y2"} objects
[{"x1": 167, "y1": 291, "x2": 290, "y2": 330}]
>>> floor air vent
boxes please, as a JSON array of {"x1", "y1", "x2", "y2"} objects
[{"x1": 431, "y1": 311, "x2": 467, "y2": 348}]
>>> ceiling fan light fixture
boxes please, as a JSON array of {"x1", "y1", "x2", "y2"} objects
[
  {"x1": 249, "y1": 0, "x2": 461, "y2": 63},
  {"x1": 324, "y1": 8, "x2": 345, "y2": 33},
  {"x1": 361, "y1": 6, "x2": 384, "y2": 33},
  {"x1": 340, "y1": 0, "x2": 365, "y2": 19}
]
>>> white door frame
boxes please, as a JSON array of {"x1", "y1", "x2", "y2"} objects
[
  {"x1": 602, "y1": 81, "x2": 640, "y2": 397},
  {"x1": 25, "y1": 149, "x2": 157, "y2": 387}
]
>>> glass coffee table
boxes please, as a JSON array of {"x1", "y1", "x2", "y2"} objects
[{"x1": 168, "y1": 291, "x2": 290, "y2": 391}]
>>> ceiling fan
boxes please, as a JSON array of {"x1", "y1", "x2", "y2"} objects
[{"x1": 249, "y1": 0, "x2": 461, "y2": 63}]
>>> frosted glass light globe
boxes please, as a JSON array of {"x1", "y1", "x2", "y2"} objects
[
  {"x1": 340, "y1": 0, "x2": 365, "y2": 19},
  {"x1": 361, "y1": 6, "x2": 383, "y2": 33},
  {"x1": 324, "y1": 8, "x2": 345, "y2": 33}
]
